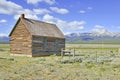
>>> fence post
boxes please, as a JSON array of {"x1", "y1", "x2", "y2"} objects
[
  {"x1": 61, "y1": 48, "x2": 64, "y2": 58},
  {"x1": 73, "y1": 48, "x2": 75, "y2": 57},
  {"x1": 96, "y1": 51, "x2": 97, "y2": 63},
  {"x1": 119, "y1": 48, "x2": 120, "y2": 54},
  {"x1": 69, "y1": 52, "x2": 70, "y2": 60}
]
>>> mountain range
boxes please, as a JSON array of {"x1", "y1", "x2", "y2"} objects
[
  {"x1": 0, "y1": 36, "x2": 9, "y2": 43},
  {"x1": 65, "y1": 30, "x2": 120, "y2": 44},
  {"x1": 0, "y1": 30, "x2": 120, "y2": 44}
]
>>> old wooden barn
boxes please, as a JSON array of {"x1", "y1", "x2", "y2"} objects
[{"x1": 9, "y1": 14, "x2": 65, "y2": 57}]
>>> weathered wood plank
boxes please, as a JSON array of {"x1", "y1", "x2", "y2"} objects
[
  {"x1": 10, "y1": 19, "x2": 65, "y2": 56},
  {"x1": 32, "y1": 40, "x2": 43, "y2": 43},
  {"x1": 10, "y1": 20, "x2": 32, "y2": 55}
]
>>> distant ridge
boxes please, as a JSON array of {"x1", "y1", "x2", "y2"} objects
[
  {"x1": 0, "y1": 31, "x2": 120, "y2": 44},
  {"x1": 66, "y1": 31, "x2": 120, "y2": 44},
  {"x1": 0, "y1": 36, "x2": 9, "y2": 43}
]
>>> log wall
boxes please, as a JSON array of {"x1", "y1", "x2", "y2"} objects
[
  {"x1": 10, "y1": 20, "x2": 32, "y2": 55},
  {"x1": 32, "y1": 36, "x2": 65, "y2": 56}
]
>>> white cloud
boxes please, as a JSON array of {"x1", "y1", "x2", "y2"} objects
[
  {"x1": 88, "y1": 7, "x2": 93, "y2": 10},
  {"x1": 0, "y1": 19, "x2": 7, "y2": 23},
  {"x1": 13, "y1": 9, "x2": 39, "y2": 20},
  {"x1": 0, "y1": 0, "x2": 23, "y2": 15},
  {"x1": 43, "y1": 14, "x2": 57, "y2": 23},
  {"x1": 0, "y1": 33, "x2": 7, "y2": 37},
  {"x1": 50, "y1": 7, "x2": 69, "y2": 14},
  {"x1": 26, "y1": 0, "x2": 56, "y2": 5},
  {"x1": 68, "y1": 21, "x2": 85, "y2": 30},
  {"x1": 64, "y1": 32, "x2": 71, "y2": 35},
  {"x1": 33, "y1": 8, "x2": 50, "y2": 15},
  {"x1": 0, "y1": 0, "x2": 39, "y2": 20},
  {"x1": 79, "y1": 7, "x2": 92, "y2": 14},
  {"x1": 79, "y1": 10, "x2": 86, "y2": 14},
  {"x1": 94, "y1": 25, "x2": 104, "y2": 29},
  {"x1": 92, "y1": 25, "x2": 107, "y2": 33},
  {"x1": 42, "y1": 14, "x2": 86, "y2": 32}
]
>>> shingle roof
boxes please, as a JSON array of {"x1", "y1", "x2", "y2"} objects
[{"x1": 9, "y1": 18, "x2": 65, "y2": 39}]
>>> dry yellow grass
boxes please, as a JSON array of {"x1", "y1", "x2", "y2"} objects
[{"x1": 0, "y1": 44, "x2": 120, "y2": 80}]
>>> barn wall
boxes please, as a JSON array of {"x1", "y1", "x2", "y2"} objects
[
  {"x1": 56, "y1": 38, "x2": 65, "y2": 51},
  {"x1": 32, "y1": 36, "x2": 65, "y2": 57},
  {"x1": 32, "y1": 36, "x2": 43, "y2": 56},
  {"x1": 10, "y1": 20, "x2": 32, "y2": 55}
]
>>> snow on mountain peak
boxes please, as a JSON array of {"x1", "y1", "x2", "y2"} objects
[
  {"x1": 0, "y1": 34, "x2": 7, "y2": 37},
  {"x1": 92, "y1": 29, "x2": 115, "y2": 36},
  {"x1": 66, "y1": 31, "x2": 120, "y2": 37}
]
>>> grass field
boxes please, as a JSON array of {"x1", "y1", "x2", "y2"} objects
[{"x1": 0, "y1": 44, "x2": 120, "y2": 80}]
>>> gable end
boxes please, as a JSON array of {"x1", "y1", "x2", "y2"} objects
[{"x1": 9, "y1": 18, "x2": 31, "y2": 36}]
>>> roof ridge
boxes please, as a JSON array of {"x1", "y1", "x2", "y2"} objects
[
  {"x1": 9, "y1": 17, "x2": 65, "y2": 38},
  {"x1": 23, "y1": 18, "x2": 55, "y2": 25}
]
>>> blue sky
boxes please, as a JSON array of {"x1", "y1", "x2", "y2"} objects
[{"x1": 0, "y1": 0, "x2": 120, "y2": 36}]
